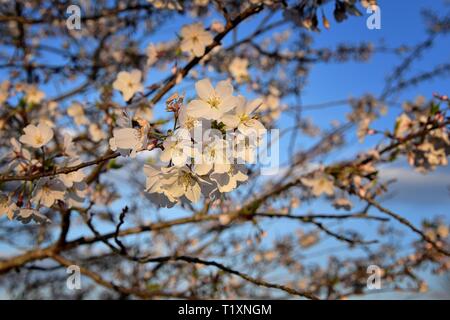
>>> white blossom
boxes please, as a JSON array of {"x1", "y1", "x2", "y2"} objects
[
  {"x1": 24, "y1": 85, "x2": 45, "y2": 104},
  {"x1": 67, "y1": 102, "x2": 89, "y2": 126},
  {"x1": 147, "y1": 0, "x2": 182, "y2": 10},
  {"x1": 63, "y1": 133, "x2": 78, "y2": 158},
  {"x1": 232, "y1": 132, "x2": 260, "y2": 163},
  {"x1": 19, "y1": 122, "x2": 54, "y2": 148},
  {"x1": 109, "y1": 115, "x2": 149, "y2": 158},
  {"x1": 160, "y1": 166, "x2": 203, "y2": 203},
  {"x1": 187, "y1": 79, "x2": 237, "y2": 120},
  {"x1": 31, "y1": 178, "x2": 66, "y2": 208},
  {"x1": 160, "y1": 129, "x2": 193, "y2": 166},
  {"x1": 395, "y1": 113, "x2": 413, "y2": 138},
  {"x1": 146, "y1": 43, "x2": 158, "y2": 67},
  {"x1": 89, "y1": 124, "x2": 107, "y2": 142},
  {"x1": 180, "y1": 23, "x2": 213, "y2": 57},
  {"x1": 1, "y1": 138, "x2": 32, "y2": 173},
  {"x1": 221, "y1": 96, "x2": 265, "y2": 136},
  {"x1": 333, "y1": 197, "x2": 353, "y2": 210},
  {"x1": 113, "y1": 69, "x2": 144, "y2": 101},
  {"x1": 0, "y1": 193, "x2": 16, "y2": 220},
  {"x1": 179, "y1": 104, "x2": 202, "y2": 133},
  {"x1": 301, "y1": 172, "x2": 335, "y2": 196},
  {"x1": 65, "y1": 182, "x2": 88, "y2": 209},
  {"x1": 210, "y1": 164, "x2": 248, "y2": 193},
  {"x1": 229, "y1": 57, "x2": 249, "y2": 83},
  {"x1": 144, "y1": 165, "x2": 177, "y2": 207},
  {"x1": 58, "y1": 158, "x2": 86, "y2": 188},
  {"x1": 144, "y1": 165, "x2": 205, "y2": 204},
  {"x1": 16, "y1": 208, "x2": 51, "y2": 224},
  {"x1": 193, "y1": 134, "x2": 232, "y2": 175}
]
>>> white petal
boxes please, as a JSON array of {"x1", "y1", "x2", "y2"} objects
[
  {"x1": 187, "y1": 100, "x2": 210, "y2": 118},
  {"x1": 113, "y1": 128, "x2": 139, "y2": 149},
  {"x1": 238, "y1": 119, "x2": 266, "y2": 136},
  {"x1": 195, "y1": 79, "x2": 214, "y2": 101},
  {"x1": 218, "y1": 95, "x2": 237, "y2": 113},
  {"x1": 245, "y1": 98, "x2": 263, "y2": 114},
  {"x1": 221, "y1": 114, "x2": 240, "y2": 129},
  {"x1": 192, "y1": 43, "x2": 206, "y2": 57},
  {"x1": 194, "y1": 163, "x2": 213, "y2": 175},
  {"x1": 215, "y1": 80, "x2": 233, "y2": 98},
  {"x1": 185, "y1": 182, "x2": 201, "y2": 203},
  {"x1": 214, "y1": 163, "x2": 231, "y2": 174}
]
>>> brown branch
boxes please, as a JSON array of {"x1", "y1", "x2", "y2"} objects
[
  {"x1": 254, "y1": 212, "x2": 389, "y2": 222},
  {"x1": 0, "y1": 5, "x2": 265, "y2": 184},
  {"x1": 50, "y1": 254, "x2": 189, "y2": 299},
  {"x1": 362, "y1": 197, "x2": 450, "y2": 257},
  {"x1": 0, "y1": 151, "x2": 119, "y2": 182},
  {"x1": 146, "y1": 4, "x2": 264, "y2": 105},
  {"x1": 136, "y1": 255, "x2": 319, "y2": 300}
]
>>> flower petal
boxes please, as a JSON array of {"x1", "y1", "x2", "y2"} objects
[
  {"x1": 215, "y1": 80, "x2": 233, "y2": 98},
  {"x1": 195, "y1": 79, "x2": 214, "y2": 101}
]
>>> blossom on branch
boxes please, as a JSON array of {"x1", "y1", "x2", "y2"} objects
[
  {"x1": 180, "y1": 23, "x2": 213, "y2": 57},
  {"x1": 19, "y1": 122, "x2": 54, "y2": 149},
  {"x1": 113, "y1": 70, "x2": 144, "y2": 101},
  {"x1": 187, "y1": 78, "x2": 237, "y2": 120}
]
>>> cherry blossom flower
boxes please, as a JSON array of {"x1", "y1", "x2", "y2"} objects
[
  {"x1": 67, "y1": 102, "x2": 89, "y2": 126},
  {"x1": 144, "y1": 165, "x2": 178, "y2": 207},
  {"x1": 180, "y1": 23, "x2": 213, "y2": 57},
  {"x1": 19, "y1": 122, "x2": 54, "y2": 148},
  {"x1": 193, "y1": 134, "x2": 232, "y2": 175},
  {"x1": 65, "y1": 182, "x2": 88, "y2": 209},
  {"x1": 160, "y1": 129, "x2": 193, "y2": 166},
  {"x1": 395, "y1": 113, "x2": 413, "y2": 138},
  {"x1": 110, "y1": 126, "x2": 148, "y2": 158},
  {"x1": 135, "y1": 106, "x2": 154, "y2": 122},
  {"x1": 146, "y1": 43, "x2": 158, "y2": 67},
  {"x1": 210, "y1": 164, "x2": 248, "y2": 193},
  {"x1": 221, "y1": 96, "x2": 265, "y2": 136},
  {"x1": 58, "y1": 159, "x2": 86, "y2": 188},
  {"x1": 31, "y1": 178, "x2": 66, "y2": 208},
  {"x1": 113, "y1": 70, "x2": 144, "y2": 101},
  {"x1": 260, "y1": 85, "x2": 283, "y2": 120},
  {"x1": 178, "y1": 104, "x2": 202, "y2": 133},
  {"x1": 1, "y1": 137, "x2": 32, "y2": 173},
  {"x1": 0, "y1": 193, "x2": 16, "y2": 220},
  {"x1": 437, "y1": 224, "x2": 449, "y2": 238},
  {"x1": 187, "y1": 79, "x2": 237, "y2": 120},
  {"x1": 16, "y1": 208, "x2": 51, "y2": 224},
  {"x1": 210, "y1": 20, "x2": 224, "y2": 33},
  {"x1": 232, "y1": 132, "x2": 260, "y2": 163},
  {"x1": 147, "y1": 0, "x2": 182, "y2": 11},
  {"x1": 63, "y1": 133, "x2": 78, "y2": 158},
  {"x1": 298, "y1": 230, "x2": 320, "y2": 248},
  {"x1": 160, "y1": 166, "x2": 203, "y2": 203},
  {"x1": 301, "y1": 172, "x2": 335, "y2": 196},
  {"x1": 24, "y1": 85, "x2": 45, "y2": 105},
  {"x1": 89, "y1": 124, "x2": 107, "y2": 142},
  {"x1": 194, "y1": 0, "x2": 209, "y2": 6},
  {"x1": 229, "y1": 57, "x2": 249, "y2": 83},
  {"x1": 417, "y1": 141, "x2": 448, "y2": 168}
]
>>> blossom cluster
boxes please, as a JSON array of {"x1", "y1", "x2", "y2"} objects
[
  {"x1": 109, "y1": 78, "x2": 267, "y2": 207},
  {"x1": 0, "y1": 121, "x2": 87, "y2": 223}
]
